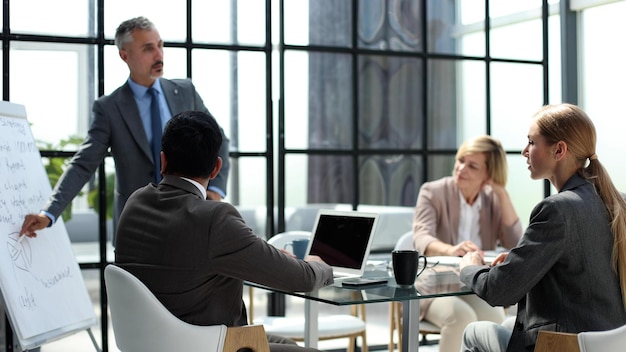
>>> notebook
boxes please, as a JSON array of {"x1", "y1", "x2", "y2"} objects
[{"x1": 304, "y1": 209, "x2": 379, "y2": 280}]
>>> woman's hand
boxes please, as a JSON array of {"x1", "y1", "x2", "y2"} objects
[
  {"x1": 459, "y1": 251, "x2": 484, "y2": 270},
  {"x1": 448, "y1": 240, "x2": 481, "y2": 256}
]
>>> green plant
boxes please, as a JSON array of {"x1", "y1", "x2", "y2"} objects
[
  {"x1": 87, "y1": 172, "x2": 114, "y2": 220},
  {"x1": 37, "y1": 135, "x2": 85, "y2": 222},
  {"x1": 38, "y1": 135, "x2": 115, "y2": 221}
]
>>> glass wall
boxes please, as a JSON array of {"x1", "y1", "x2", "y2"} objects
[
  {"x1": 11, "y1": 0, "x2": 626, "y2": 350},
  {"x1": 578, "y1": 0, "x2": 626, "y2": 193},
  {"x1": 281, "y1": 0, "x2": 556, "y2": 229}
]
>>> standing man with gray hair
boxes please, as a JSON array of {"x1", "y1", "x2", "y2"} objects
[{"x1": 20, "y1": 16, "x2": 230, "y2": 239}]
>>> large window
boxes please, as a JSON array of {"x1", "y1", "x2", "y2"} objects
[{"x1": 8, "y1": 0, "x2": 626, "y2": 351}]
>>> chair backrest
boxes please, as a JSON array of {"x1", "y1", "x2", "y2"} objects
[
  {"x1": 104, "y1": 264, "x2": 227, "y2": 352},
  {"x1": 394, "y1": 231, "x2": 415, "y2": 251},
  {"x1": 534, "y1": 331, "x2": 579, "y2": 352},
  {"x1": 578, "y1": 324, "x2": 626, "y2": 352}
]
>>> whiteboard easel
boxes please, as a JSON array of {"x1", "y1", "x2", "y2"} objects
[{"x1": 0, "y1": 101, "x2": 98, "y2": 351}]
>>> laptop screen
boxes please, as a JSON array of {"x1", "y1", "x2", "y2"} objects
[{"x1": 306, "y1": 209, "x2": 379, "y2": 277}]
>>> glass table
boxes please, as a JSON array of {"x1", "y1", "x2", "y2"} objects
[{"x1": 247, "y1": 263, "x2": 473, "y2": 352}]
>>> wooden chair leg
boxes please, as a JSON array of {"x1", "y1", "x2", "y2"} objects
[
  {"x1": 395, "y1": 302, "x2": 402, "y2": 352},
  {"x1": 389, "y1": 302, "x2": 396, "y2": 352},
  {"x1": 347, "y1": 336, "x2": 355, "y2": 352},
  {"x1": 361, "y1": 330, "x2": 368, "y2": 352},
  {"x1": 224, "y1": 325, "x2": 270, "y2": 352}
]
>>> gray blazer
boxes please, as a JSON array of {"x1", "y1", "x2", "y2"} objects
[
  {"x1": 115, "y1": 175, "x2": 333, "y2": 327},
  {"x1": 460, "y1": 174, "x2": 626, "y2": 352},
  {"x1": 43, "y1": 78, "x2": 230, "y2": 227}
]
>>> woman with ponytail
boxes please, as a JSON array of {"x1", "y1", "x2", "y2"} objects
[{"x1": 457, "y1": 103, "x2": 626, "y2": 352}]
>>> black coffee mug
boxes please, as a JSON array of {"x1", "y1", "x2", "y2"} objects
[{"x1": 391, "y1": 250, "x2": 427, "y2": 287}]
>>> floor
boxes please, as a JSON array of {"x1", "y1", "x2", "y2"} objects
[{"x1": 34, "y1": 270, "x2": 442, "y2": 352}]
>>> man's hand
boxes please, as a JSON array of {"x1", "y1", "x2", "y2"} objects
[
  {"x1": 489, "y1": 252, "x2": 508, "y2": 266},
  {"x1": 459, "y1": 251, "x2": 484, "y2": 270},
  {"x1": 19, "y1": 213, "x2": 51, "y2": 238},
  {"x1": 304, "y1": 255, "x2": 327, "y2": 264}
]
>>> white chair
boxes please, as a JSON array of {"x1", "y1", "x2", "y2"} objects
[
  {"x1": 389, "y1": 231, "x2": 441, "y2": 352},
  {"x1": 578, "y1": 324, "x2": 626, "y2": 352},
  {"x1": 105, "y1": 264, "x2": 270, "y2": 352},
  {"x1": 250, "y1": 231, "x2": 368, "y2": 352},
  {"x1": 535, "y1": 324, "x2": 626, "y2": 352}
]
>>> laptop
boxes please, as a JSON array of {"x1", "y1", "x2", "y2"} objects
[{"x1": 304, "y1": 209, "x2": 379, "y2": 280}]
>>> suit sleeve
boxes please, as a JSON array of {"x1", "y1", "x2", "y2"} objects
[
  {"x1": 413, "y1": 182, "x2": 442, "y2": 253},
  {"x1": 208, "y1": 204, "x2": 334, "y2": 292},
  {"x1": 460, "y1": 199, "x2": 566, "y2": 306}
]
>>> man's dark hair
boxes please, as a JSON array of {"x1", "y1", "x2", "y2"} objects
[{"x1": 161, "y1": 111, "x2": 222, "y2": 178}]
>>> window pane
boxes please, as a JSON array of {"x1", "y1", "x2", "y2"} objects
[
  {"x1": 163, "y1": 48, "x2": 188, "y2": 82},
  {"x1": 292, "y1": 154, "x2": 355, "y2": 204},
  {"x1": 360, "y1": 55, "x2": 424, "y2": 149},
  {"x1": 427, "y1": 155, "x2": 455, "y2": 181},
  {"x1": 489, "y1": 0, "x2": 544, "y2": 18},
  {"x1": 490, "y1": 62, "x2": 544, "y2": 150},
  {"x1": 104, "y1": 0, "x2": 187, "y2": 42},
  {"x1": 547, "y1": 14, "x2": 562, "y2": 104},
  {"x1": 359, "y1": 155, "x2": 422, "y2": 206},
  {"x1": 236, "y1": 52, "x2": 267, "y2": 152},
  {"x1": 284, "y1": 51, "x2": 310, "y2": 149},
  {"x1": 458, "y1": 60, "x2": 487, "y2": 143},
  {"x1": 191, "y1": 49, "x2": 254, "y2": 142},
  {"x1": 285, "y1": 154, "x2": 311, "y2": 206},
  {"x1": 192, "y1": 50, "x2": 231, "y2": 132},
  {"x1": 104, "y1": 45, "x2": 131, "y2": 95},
  {"x1": 12, "y1": 0, "x2": 92, "y2": 36},
  {"x1": 456, "y1": 0, "x2": 487, "y2": 56},
  {"x1": 193, "y1": 0, "x2": 266, "y2": 45},
  {"x1": 234, "y1": 157, "x2": 267, "y2": 208},
  {"x1": 428, "y1": 59, "x2": 459, "y2": 149},
  {"x1": 285, "y1": 51, "x2": 353, "y2": 149},
  {"x1": 490, "y1": 18, "x2": 543, "y2": 61},
  {"x1": 427, "y1": 0, "x2": 464, "y2": 54},
  {"x1": 508, "y1": 154, "x2": 543, "y2": 229},
  {"x1": 10, "y1": 43, "x2": 96, "y2": 144},
  {"x1": 288, "y1": 0, "x2": 352, "y2": 47},
  {"x1": 194, "y1": 50, "x2": 268, "y2": 152},
  {"x1": 580, "y1": 1, "x2": 626, "y2": 193},
  {"x1": 358, "y1": 0, "x2": 422, "y2": 52}
]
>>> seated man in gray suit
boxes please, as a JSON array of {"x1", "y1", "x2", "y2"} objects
[
  {"x1": 20, "y1": 16, "x2": 230, "y2": 239},
  {"x1": 115, "y1": 110, "x2": 334, "y2": 352}
]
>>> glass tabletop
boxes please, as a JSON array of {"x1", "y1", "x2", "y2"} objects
[{"x1": 246, "y1": 264, "x2": 474, "y2": 306}]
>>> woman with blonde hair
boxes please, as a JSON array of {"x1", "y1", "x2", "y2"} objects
[
  {"x1": 412, "y1": 135, "x2": 523, "y2": 352},
  {"x1": 459, "y1": 103, "x2": 626, "y2": 352}
]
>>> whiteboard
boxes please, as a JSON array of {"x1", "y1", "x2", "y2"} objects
[{"x1": 0, "y1": 101, "x2": 96, "y2": 350}]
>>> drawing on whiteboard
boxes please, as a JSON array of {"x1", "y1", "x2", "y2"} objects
[{"x1": 7, "y1": 232, "x2": 32, "y2": 272}]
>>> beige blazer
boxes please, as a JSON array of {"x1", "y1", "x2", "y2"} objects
[{"x1": 413, "y1": 176, "x2": 522, "y2": 254}]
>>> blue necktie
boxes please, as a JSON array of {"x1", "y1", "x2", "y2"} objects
[{"x1": 148, "y1": 88, "x2": 162, "y2": 183}]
